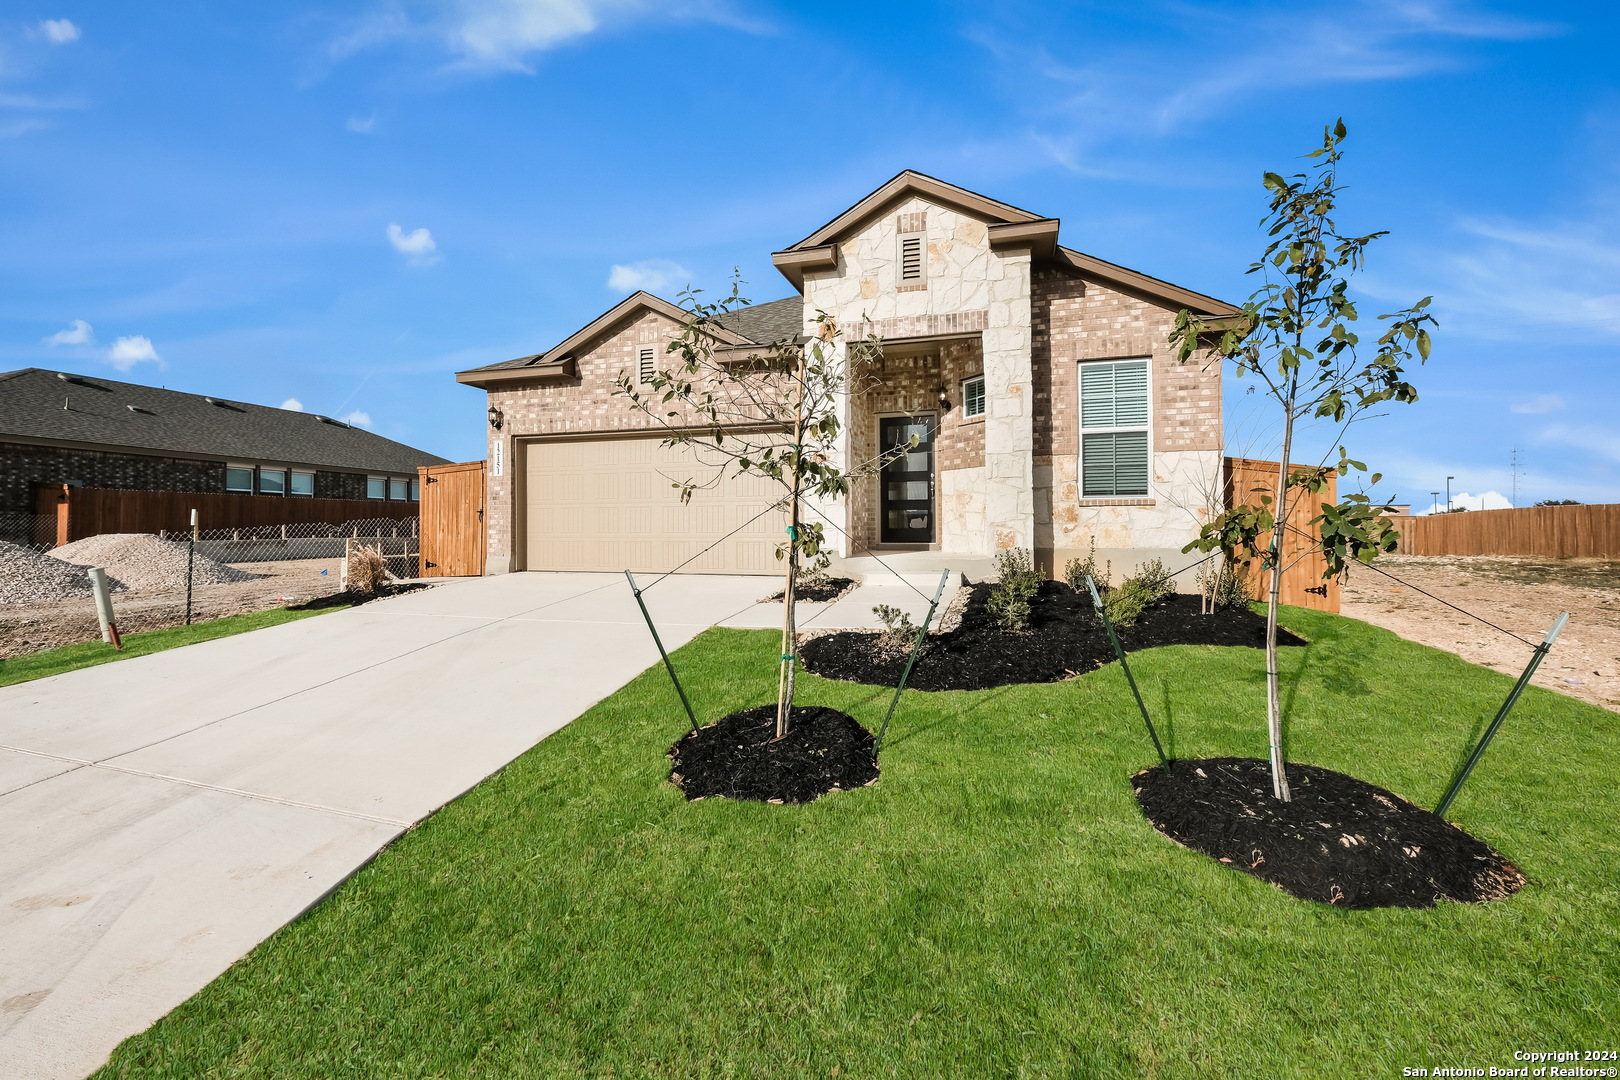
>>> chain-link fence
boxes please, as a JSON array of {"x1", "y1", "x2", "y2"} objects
[{"x1": 2, "y1": 513, "x2": 421, "y2": 578}]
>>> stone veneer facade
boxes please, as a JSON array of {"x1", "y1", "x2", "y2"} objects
[{"x1": 475, "y1": 181, "x2": 1226, "y2": 579}]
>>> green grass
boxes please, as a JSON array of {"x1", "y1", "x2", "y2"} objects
[
  {"x1": 0, "y1": 605, "x2": 346, "y2": 687},
  {"x1": 94, "y1": 607, "x2": 1619, "y2": 1078}
]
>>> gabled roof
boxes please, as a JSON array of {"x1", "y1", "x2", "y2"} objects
[
  {"x1": 769, "y1": 169, "x2": 1239, "y2": 317},
  {"x1": 0, "y1": 368, "x2": 449, "y2": 474},
  {"x1": 456, "y1": 293, "x2": 802, "y2": 388}
]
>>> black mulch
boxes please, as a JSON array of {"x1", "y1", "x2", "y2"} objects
[
  {"x1": 798, "y1": 582, "x2": 1306, "y2": 691},
  {"x1": 287, "y1": 582, "x2": 432, "y2": 611},
  {"x1": 1132, "y1": 757, "x2": 1526, "y2": 908},
  {"x1": 762, "y1": 577, "x2": 857, "y2": 603},
  {"x1": 668, "y1": 705, "x2": 879, "y2": 804}
]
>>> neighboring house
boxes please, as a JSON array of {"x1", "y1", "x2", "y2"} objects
[
  {"x1": 456, "y1": 171, "x2": 1240, "y2": 576},
  {"x1": 0, "y1": 368, "x2": 449, "y2": 539}
]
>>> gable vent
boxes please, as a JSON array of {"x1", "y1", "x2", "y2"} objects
[
  {"x1": 899, "y1": 234, "x2": 924, "y2": 282},
  {"x1": 637, "y1": 345, "x2": 657, "y2": 384}
]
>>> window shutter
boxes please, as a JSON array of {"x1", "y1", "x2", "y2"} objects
[
  {"x1": 638, "y1": 345, "x2": 656, "y2": 384},
  {"x1": 899, "y1": 233, "x2": 924, "y2": 282}
]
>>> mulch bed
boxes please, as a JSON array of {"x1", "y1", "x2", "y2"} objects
[
  {"x1": 287, "y1": 583, "x2": 432, "y2": 611},
  {"x1": 1132, "y1": 757, "x2": 1526, "y2": 908},
  {"x1": 799, "y1": 582, "x2": 1305, "y2": 691},
  {"x1": 762, "y1": 577, "x2": 857, "y2": 603},
  {"x1": 668, "y1": 705, "x2": 879, "y2": 804}
]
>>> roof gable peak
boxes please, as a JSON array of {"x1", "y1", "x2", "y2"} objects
[{"x1": 785, "y1": 170, "x2": 1046, "y2": 252}]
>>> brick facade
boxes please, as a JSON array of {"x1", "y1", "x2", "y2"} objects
[{"x1": 0, "y1": 440, "x2": 388, "y2": 514}]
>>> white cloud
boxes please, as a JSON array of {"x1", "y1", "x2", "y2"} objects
[
  {"x1": 1510, "y1": 393, "x2": 1564, "y2": 415},
  {"x1": 106, "y1": 335, "x2": 162, "y2": 372},
  {"x1": 39, "y1": 19, "x2": 80, "y2": 44},
  {"x1": 280, "y1": 397, "x2": 305, "y2": 411},
  {"x1": 44, "y1": 318, "x2": 93, "y2": 346},
  {"x1": 332, "y1": 1, "x2": 750, "y2": 75},
  {"x1": 387, "y1": 222, "x2": 438, "y2": 265},
  {"x1": 607, "y1": 259, "x2": 690, "y2": 293},
  {"x1": 342, "y1": 410, "x2": 373, "y2": 427},
  {"x1": 1416, "y1": 490, "x2": 1514, "y2": 514},
  {"x1": 1538, "y1": 423, "x2": 1620, "y2": 465},
  {"x1": 346, "y1": 115, "x2": 376, "y2": 134}
]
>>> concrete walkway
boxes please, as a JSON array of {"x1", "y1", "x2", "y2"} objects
[{"x1": 0, "y1": 572, "x2": 767, "y2": 1080}]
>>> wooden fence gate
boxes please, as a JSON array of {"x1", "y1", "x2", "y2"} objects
[
  {"x1": 418, "y1": 460, "x2": 486, "y2": 577},
  {"x1": 1224, "y1": 457, "x2": 1339, "y2": 614}
]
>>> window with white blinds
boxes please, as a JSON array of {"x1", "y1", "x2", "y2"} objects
[
  {"x1": 898, "y1": 232, "x2": 924, "y2": 283},
  {"x1": 962, "y1": 374, "x2": 986, "y2": 418},
  {"x1": 1079, "y1": 359, "x2": 1150, "y2": 497},
  {"x1": 637, "y1": 344, "x2": 657, "y2": 384}
]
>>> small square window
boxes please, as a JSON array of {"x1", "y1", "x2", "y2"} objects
[
  {"x1": 962, "y1": 375, "x2": 986, "y2": 419},
  {"x1": 225, "y1": 467, "x2": 254, "y2": 493},
  {"x1": 367, "y1": 476, "x2": 386, "y2": 499},
  {"x1": 290, "y1": 471, "x2": 314, "y2": 496},
  {"x1": 258, "y1": 469, "x2": 286, "y2": 496},
  {"x1": 389, "y1": 478, "x2": 408, "y2": 501},
  {"x1": 409, "y1": 480, "x2": 421, "y2": 501}
]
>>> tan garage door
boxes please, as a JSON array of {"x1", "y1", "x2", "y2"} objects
[{"x1": 522, "y1": 435, "x2": 787, "y2": 573}]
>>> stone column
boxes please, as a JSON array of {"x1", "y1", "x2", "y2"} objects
[{"x1": 981, "y1": 247, "x2": 1035, "y2": 551}]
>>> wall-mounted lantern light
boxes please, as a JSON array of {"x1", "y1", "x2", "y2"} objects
[{"x1": 487, "y1": 403, "x2": 504, "y2": 430}]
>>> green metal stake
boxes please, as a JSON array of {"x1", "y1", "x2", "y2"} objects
[
  {"x1": 624, "y1": 570, "x2": 700, "y2": 735},
  {"x1": 1435, "y1": 612, "x2": 1568, "y2": 819},
  {"x1": 874, "y1": 568, "x2": 952, "y2": 752},
  {"x1": 1086, "y1": 576, "x2": 1169, "y2": 769}
]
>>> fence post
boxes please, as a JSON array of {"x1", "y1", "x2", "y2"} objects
[
  {"x1": 88, "y1": 567, "x2": 122, "y2": 649},
  {"x1": 342, "y1": 537, "x2": 352, "y2": 591},
  {"x1": 185, "y1": 508, "x2": 198, "y2": 625}
]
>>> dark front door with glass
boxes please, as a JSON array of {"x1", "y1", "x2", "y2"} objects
[{"x1": 880, "y1": 415, "x2": 935, "y2": 544}]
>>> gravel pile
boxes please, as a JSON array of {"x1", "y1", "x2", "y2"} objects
[
  {"x1": 0, "y1": 541, "x2": 124, "y2": 605},
  {"x1": 50, "y1": 534, "x2": 260, "y2": 591}
]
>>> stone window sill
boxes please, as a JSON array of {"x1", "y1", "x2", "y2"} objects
[{"x1": 1076, "y1": 498, "x2": 1155, "y2": 507}]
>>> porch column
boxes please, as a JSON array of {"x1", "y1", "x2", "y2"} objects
[{"x1": 982, "y1": 247, "x2": 1035, "y2": 551}]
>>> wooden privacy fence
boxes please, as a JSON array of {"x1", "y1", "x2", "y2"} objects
[
  {"x1": 1223, "y1": 456, "x2": 1339, "y2": 613},
  {"x1": 1395, "y1": 503, "x2": 1620, "y2": 558},
  {"x1": 34, "y1": 484, "x2": 418, "y2": 546},
  {"x1": 418, "y1": 460, "x2": 486, "y2": 577}
]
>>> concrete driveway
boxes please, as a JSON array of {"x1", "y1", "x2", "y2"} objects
[{"x1": 0, "y1": 572, "x2": 768, "y2": 1080}]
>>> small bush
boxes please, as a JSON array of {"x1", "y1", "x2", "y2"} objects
[
  {"x1": 1213, "y1": 560, "x2": 1253, "y2": 610},
  {"x1": 872, "y1": 604, "x2": 918, "y2": 648},
  {"x1": 988, "y1": 547, "x2": 1042, "y2": 633},
  {"x1": 1063, "y1": 537, "x2": 1112, "y2": 594},
  {"x1": 1102, "y1": 559, "x2": 1175, "y2": 628},
  {"x1": 347, "y1": 544, "x2": 390, "y2": 595}
]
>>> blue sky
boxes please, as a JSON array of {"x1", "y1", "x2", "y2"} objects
[{"x1": 2, "y1": 0, "x2": 1615, "y2": 511}]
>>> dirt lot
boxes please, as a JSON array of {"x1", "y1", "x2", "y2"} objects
[
  {"x1": 1340, "y1": 555, "x2": 1620, "y2": 713},
  {"x1": 0, "y1": 558, "x2": 347, "y2": 660}
]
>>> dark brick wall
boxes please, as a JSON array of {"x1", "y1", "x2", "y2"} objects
[{"x1": 0, "y1": 441, "x2": 386, "y2": 513}]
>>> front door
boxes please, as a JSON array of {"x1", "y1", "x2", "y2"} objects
[{"x1": 879, "y1": 415, "x2": 936, "y2": 544}]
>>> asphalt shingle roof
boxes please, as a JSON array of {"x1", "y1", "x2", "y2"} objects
[
  {"x1": 711, "y1": 296, "x2": 805, "y2": 345},
  {"x1": 0, "y1": 368, "x2": 450, "y2": 474}
]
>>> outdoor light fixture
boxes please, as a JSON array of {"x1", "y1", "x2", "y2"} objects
[
  {"x1": 936, "y1": 385, "x2": 951, "y2": 412},
  {"x1": 487, "y1": 404, "x2": 504, "y2": 430}
]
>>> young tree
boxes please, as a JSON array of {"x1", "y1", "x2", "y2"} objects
[
  {"x1": 614, "y1": 284, "x2": 891, "y2": 739},
  {"x1": 1171, "y1": 120, "x2": 1436, "y2": 802}
]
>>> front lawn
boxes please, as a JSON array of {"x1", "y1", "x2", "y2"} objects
[{"x1": 95, "y1": 607, "x2": 1620, "y2": 1078}]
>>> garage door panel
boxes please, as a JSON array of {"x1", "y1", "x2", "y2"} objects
[{"x1": 524, "y1": 435, "x2": 789, "y2": 573}]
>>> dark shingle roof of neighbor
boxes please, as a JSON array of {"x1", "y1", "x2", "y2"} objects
[
  {"x1": 0, "y1": 368, "x2": 451, "y2": 474},
  {"x1": 710, "y1": 296, "x2": 805, "y2": 345}
]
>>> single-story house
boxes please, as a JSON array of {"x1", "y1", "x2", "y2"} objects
[
  {"x1": 0, "y1": 367, "x2": 449, "y2": 541},
  {"x1": 455, "y1": 171, "x2": 1240, "y2": 576}
]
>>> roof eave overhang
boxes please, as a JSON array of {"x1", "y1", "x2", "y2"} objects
[
  {"x1": 1051, "y1": 246, "x2": 1241, "y2": 318},
  {"x1": 770, "y1": 244, "x2": 838, "y2": 291},
  {"x1": 454, "y1": 290, "x2": 752, "y2": 389},
  {"x1": 989, "y1": 218, "x2": 1060, "y2": 260}
]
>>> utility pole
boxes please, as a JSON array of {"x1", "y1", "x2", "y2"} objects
[{"x1": 1445, "y1": 476, "x2": 1454, "y2": 513}]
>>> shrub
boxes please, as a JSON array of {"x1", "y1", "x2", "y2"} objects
[
  {"x1": 1103, "y1": 559, "x2": 1176, "y2": 627},
  {"x1": 1213, "y1": 560, "x2": 1253, "y2": 610},
  {"x1": 1062, "y1": 537, "x2": 1112, "y2": 594},
  {"x1": 872, "y1": 604, "x2": 918, "y2": 648},
  {"x1": 347, "y1": 544, "x2": 389, "y2": 595},
  {"x1": 988, "y1": 547, "x2": 1042, "y2": 633}
]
